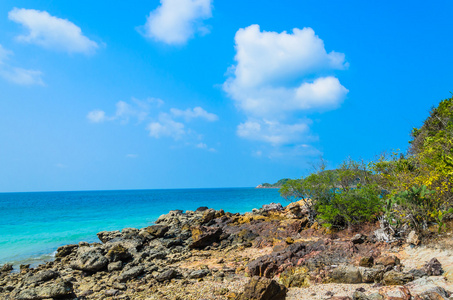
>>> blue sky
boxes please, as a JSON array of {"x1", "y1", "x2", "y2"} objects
[{"x1": 0, "y1": 0, "x2": 452, "y2": 192}]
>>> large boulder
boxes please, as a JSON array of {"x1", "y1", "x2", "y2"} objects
[
  {"x1": 155, "y1": 269, "x2": 178, "y2": 282},
  {"x1": 235, "y1": 277, "x2": 287, "y2": 300},
  {"x1": 71, "y1": 247, "x2": 108, "y2": 272},
  {"x1": 189, "y1": 226, "x2": 222, "y2": 249},
  {"x1": 144, "y1": 225, "x2": 169, "y2": 238},
  {"x1": 331, "y1": 265, "x2": 362, "y2": 284},
  {"x1": 382, "y1": 271, "x2": 414, "y2": 285},
  {"x1": 16, "y1": 280, "x2": 73, "y2": 300},
  {"x1": 24, "y1": 270, "x2": 59, "y2": 285}
]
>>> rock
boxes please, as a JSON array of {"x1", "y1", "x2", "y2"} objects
[
  {"x1": 108, "y1": 261, "x2": 123, "y2": 272},
  {"x1": 353, "y1": 291, "x2": 368, "y2": 300},
  {"x1": 367, "y1": 293, "x2": 384, "y2": 300},
  {"x1": 71, "y1": 247, "x2": 108, "y2": 272},
  {"x1": 278, "y1": 266, "x2": 310, "y2": 288},
  {"x1": 261, "y1": 203, "x2": 283, "y2": 212},
  {"x1": 201, "y1": 209, "x2": 216, "y2": 224},
  {"x1": 409, "y1": 268, "x2": 428, "y2": 279},
  {"x1": 16, "y1": 280, "x2": 73, "y2": 300},
  {"x1": 105, "y1": 244, "x2": 132, "y2": 262},
  {"x1": 352, "y1": 234, "x2": 367, "y2": 244},
  {"x1": 24, "y1": 270, "x2": 59, "y2": 284},
  {"x1": 118, "y1": 265, "x2": 145, "y2": 282},
  {"x1": 55, "y1": 244, "x2": 78, "y2": 258},
  {"x1": 359, "y1": 256, "x2": 374, "y2": 267},
  {"x1": 0, "y1": 263, "x2": 13, "y2": 273},
  {"x1": 359, "y1": 267, "x2": 384, "y2": 283},
  {"x1": 188, "y1": 269, "x2": 210, "y2": 279},
  {"x1": 375, "y1": 255, "x2": 400, "y2": 267},
  {"x1": 235, "y1": 276, "x2": 287, "y2": 300},
  {"x1": 406, "y1": 278, "x2": 450, "y2": 299},
  {"x1": 382, "y1": 270, "x2": 414, "y2": 285},
  {"x1": 196, "y1": 206, "x2": 209, "y2": 212},
  {"x1": 413, "y1": 287, "x2": 449, "y2": 300},
  {"x1": 97, "y1": 230, "x2": 122, "y2": 243},
  {"x1": 105, "y1": 289, "x2": 119, "y2": 296},
  {"x1": 330, "y1": 297, "x2": 352, "y2": 300},
  {"x1": 423, "y1": 258, "x2": 443, "y2": 276},
  {"x1": 144, "y1": 225, "x2": 169, "y2": 238},
  {"x1": 378, "y1": 286, "x2": 411, "y2": 300},
  {"x1": 406, "y1": 231, "x2": 420, "y2": 245},
  {"x1": 156, "y1": 269, "x2": 178, "y2": 282},
  {"x1": 189, "y1": 226, "x2": 222, "y2": 249},
  {"x1": 332, "y1": 265, "x2": 362, "y2": 284}
]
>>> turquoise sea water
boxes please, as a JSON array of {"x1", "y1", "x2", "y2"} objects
[{"x1": 0, "y1": 188, "x2": 285, "y2": 267}]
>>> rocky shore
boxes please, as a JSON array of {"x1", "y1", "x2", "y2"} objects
[{"x1": 1, "y1": 201, "x2": 452, "y2": 300}]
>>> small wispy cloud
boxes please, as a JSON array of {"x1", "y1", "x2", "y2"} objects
[
  {"x1": 126, "y1": 154, "x2": 138, "y2": 159},
  {"x1": 141, "y1": 0, "x2": 213, "y2": 45},
  {"x1": 9, "y1": 8, "x2": 99, "y2": 54},
  {"x1": 0, "y1": 44, "x2": 44, "y2": 86},
  {"x1": 170, "y1": 106, "x2": 218, "y2": 122},
  {"x1": 88, "y1": 98, "x2": 218, "y2": 148}
]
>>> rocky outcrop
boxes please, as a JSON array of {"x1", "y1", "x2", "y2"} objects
[{"x1": 70, "y1": 247, "x2": 108, "y2": 272}]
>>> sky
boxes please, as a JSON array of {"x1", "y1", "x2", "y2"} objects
[{"x1": 0, "y1": 0, "x2": 452, "y2": 192}]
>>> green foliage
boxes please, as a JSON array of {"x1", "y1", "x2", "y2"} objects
[
  {"x1": 280, "y1": 159, "x2": 383, "y2": 229},
  {"x1": 261, "y1": 178, "x2": 290, "y2": 188}
]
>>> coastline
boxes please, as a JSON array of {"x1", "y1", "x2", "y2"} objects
[{"x1": 1, "y1": 201, "x2": 452, "y2": 300}]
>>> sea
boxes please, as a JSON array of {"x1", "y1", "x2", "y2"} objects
[{"x1": 0, "y1": 188, "x2": 285, "y2": 268}]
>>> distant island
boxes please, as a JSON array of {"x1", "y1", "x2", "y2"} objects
[{"x1": 256, "y1": 178, "x2": 290, "y2": 188}]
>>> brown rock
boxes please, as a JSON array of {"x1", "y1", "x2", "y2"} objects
[
  {"x1": 378, "y1": 286, "x2": 411, "y2": 300},
  {"x1": 382, "y1": 271, "x2": 414, "y2": 285},
  {"x1": 359, "y1": 256, "x2": 374, "y2": 267},
  {"x1": 189, "y1": 226, "x2": 222, "y2": 249},
  {"x1": 235, "y1": 276, "x2": 287, "y2": 300},
  {"x1": 375, "y1": 255, "x2": 400, "y2": 267}
]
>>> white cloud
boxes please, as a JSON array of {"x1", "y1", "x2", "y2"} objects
[
  {"x1": 0, "y1": 67, "x2": 44, "y2": 86},
  {"x1": 142, "y1": 0, "x2": 213, "y2": 45},
  {"x1": 0, "y1": 45, "x2": 12, "y2": 64},
  {"x1": 224, "y1": 25, "x2": 349, "y2": 146},
  {"x1": 147, "y1": 113, "x2": 186, "y2": 139},
  {"x1": 170, "y1": 106, "x2": 218, "y2": 121},
  {"x1": 126, "y1": 154, "x2": 138, "y2": 158},
  {"x1": 0, "y1": 44, "x2": 44, "y2": 86},
  {"x1": 237, "y1": 119, "x2": 311, "y2": 145},
  {"x1": 8, "y1": 8, "x2": 98, "y2": 54},
  {"x1": 86, "y1": 98, "x2": 163, "y2": 124},
  {"x1": 87, "y1": 110, "x2": 107, "y2": 123}
]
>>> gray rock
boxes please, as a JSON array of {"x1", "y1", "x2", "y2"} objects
[
  {"x1": 423, "y1": 258, "x2": 443, "y2": 276},
  {"x1": 332, "y1": 265, "x2": 362, "y2": 284},
  {"x1": 108, "y1": 261, "x2": 123, "y2": 272},
  {"x1": 16, "y1": 280, "x2": 73, "y2": 300},
  {"x1": 97, "y1": 230, "x2": 122, "y2": 243},
  {"x1": 71, "y1": 247, "x2": 108, "y2": 272},
  {"x1": 24, "y1": 270, "x2": 59, "y2": 284},
  {"x1": 188, "y1": 269, "x2": 210, "y2": 279},
  {"x1": 118, "y1": 265, "x2": 145, "y2": 282},
  {"x1": 105, "y1": 289, "x2": 119, "y2": 296},
  {"x1": 0, "y1": 263, "x2": 13, "y2": 273},
  {"x1": 55, "y1": 244, "x2": 78, "y2": 258},
  {"x1": 156, "y1": 269, "x2": 178, "y2": 282},
  {"x1": 351, "y1": 234, "x2": 366, "y2": 244},
  {"x1": 367, "y1": 293, "x2": 384, "y2": 300},
  {"x1": 261, "y1": 203, "x2": 284, "y2": 212},
  {"x1": 352, "y1": 291, "x2": 368, "y2": 300}
]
